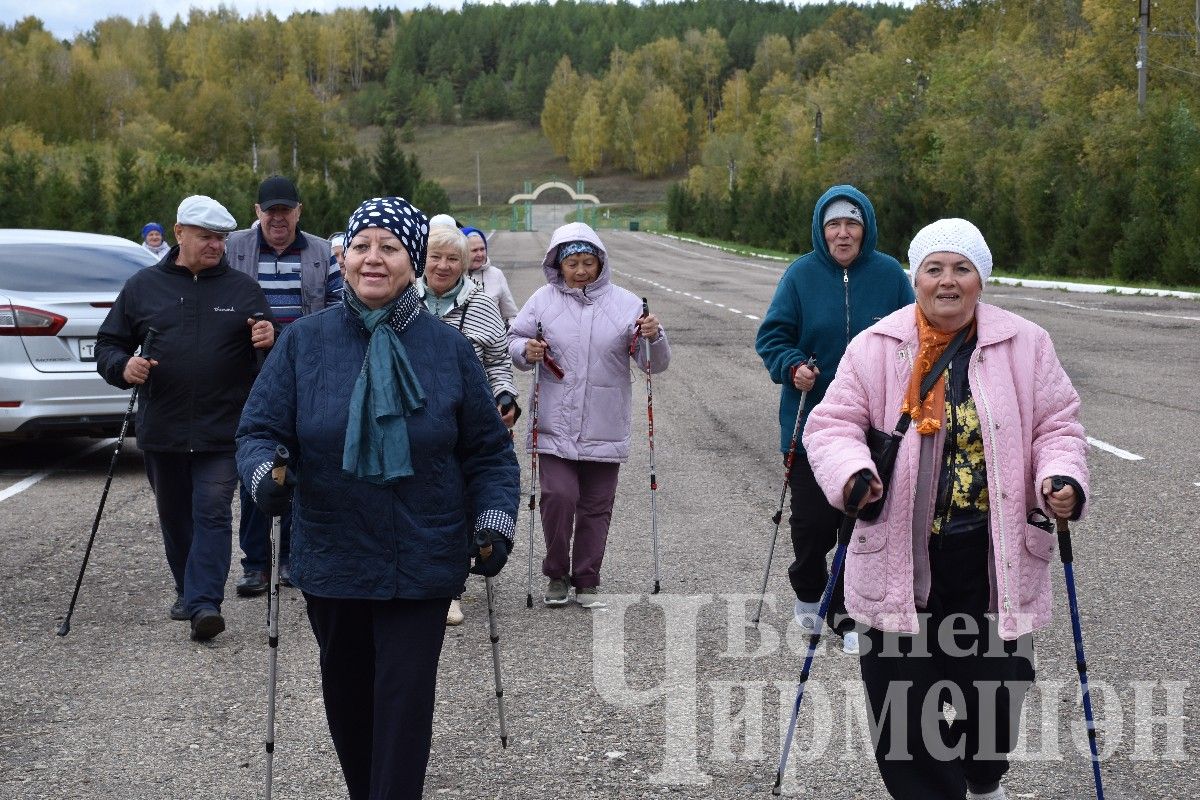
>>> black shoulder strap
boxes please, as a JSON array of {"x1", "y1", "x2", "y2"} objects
[
  {"x1": 458, "y1": 298, "x2": 471, "y2": 332},
  {"x1": 894, "y1": 324, "x2": 973, "y2": 435}
]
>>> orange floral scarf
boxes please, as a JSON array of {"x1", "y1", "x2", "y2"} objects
[{"x1": 901, "y1": 306, "x2": 976, "y2": 435}]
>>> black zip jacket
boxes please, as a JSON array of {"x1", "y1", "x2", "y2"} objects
[{"x1": 96, "y1": 247, "x2": 274, "y2": 452}]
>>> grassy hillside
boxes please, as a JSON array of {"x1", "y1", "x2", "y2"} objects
[{"x1": 356, "y1": 122, "x2": 682, "y2": 206}]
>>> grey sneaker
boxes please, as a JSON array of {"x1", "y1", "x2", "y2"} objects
[
  {"x1": 575, "y1": 587, "x2": 606, "y2": 609},
  {"x1": 544, "y1": 578, "x2": 570, "y2": 606}
]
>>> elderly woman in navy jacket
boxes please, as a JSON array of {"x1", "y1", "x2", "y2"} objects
[{"x1": 236, "y1": 197, "x2": 519, "y2": 800}]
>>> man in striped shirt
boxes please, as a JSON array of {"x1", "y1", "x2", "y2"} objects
[{"x1": 226, "y1": 175, "x2": 341, "y2": 595}]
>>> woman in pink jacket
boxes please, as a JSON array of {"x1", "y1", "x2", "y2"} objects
[
  {"x1": 803, "y1": 219, "x2": 1089, "y2": 800},
  {"x1": 508, "y1": 222, "x2": 670, "y2": 609}
]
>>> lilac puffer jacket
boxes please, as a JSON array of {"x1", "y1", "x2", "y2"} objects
[
  {"x1": 508, "y1": 223, "x2": 670, "y2": 462},
  {"x1": 803, "y1": 303, "x2": 1089, "y2": 640}
]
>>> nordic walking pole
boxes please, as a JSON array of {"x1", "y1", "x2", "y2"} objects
[
  {"x1": 753, "y1": 354, "x2": 816, "y2": 627},
  {"x1": 1032, "y1": 481, "x2": 1105, "y2": 798},
  {"x1": 57, "y1": 327, "x2": 159, "y2": 637},
  {"x1": 525, "y1": 324, "x2": 545, "y2": 609},
  {"x1": 264, "y1": 444, "x2": 290, "y2": 800},
  {"x1": 640, "y1": 298, "x2": 661, "y2": 595},
  {"x1": 773, "y1": 468, "x2": 873, "y2": 796},
  {"x1": 475, "y1": 529, "x2": 509, "y2": 748}
]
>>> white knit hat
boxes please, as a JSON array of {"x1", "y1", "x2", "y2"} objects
[
  {"x1": 428, "y1": 213, "x2": 458, "y2": 229},
  {"x1": 907, "y1": 218, "x2": 992, "y2": 285}
]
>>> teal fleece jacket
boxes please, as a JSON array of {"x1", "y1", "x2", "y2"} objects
[{"x1": 755, "y1": 184, "x2": 914, "y2": 454}]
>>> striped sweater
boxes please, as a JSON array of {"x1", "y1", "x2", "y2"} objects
[{"x1": 416, "y1": 276, "x2": 518, "y2": 401}]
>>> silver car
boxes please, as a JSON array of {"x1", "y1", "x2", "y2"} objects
[{"x1": 0, "y1": 229, "x2": 159, "y2": 439}]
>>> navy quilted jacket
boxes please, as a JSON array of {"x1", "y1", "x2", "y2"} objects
[{"x1": 235, "y1": 303, "x2": 519, "y2": 600}]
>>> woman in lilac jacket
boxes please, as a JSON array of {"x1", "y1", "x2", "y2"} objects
[
  {"x1": 508, "y1": 222, "x2": 670, "y2": 609},
  {"x1": 803, "y1": 219, "x2": 1089, "y2": 800}
]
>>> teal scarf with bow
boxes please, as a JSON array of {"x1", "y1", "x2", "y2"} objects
[{"x1": 342, "y1": 284, "x2": 425, "y2": 484}]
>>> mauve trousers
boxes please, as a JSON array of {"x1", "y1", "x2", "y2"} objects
[{"x1": 538, "y1": 453, "x2": 620, "y2": 589}]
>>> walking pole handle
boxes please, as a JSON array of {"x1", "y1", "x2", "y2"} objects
[
  {"x1": 271, "y1": 445, "x2": 290, "y2": 488},
  {"x1": 838, "y1": 469, "x2": 875, "y2": 545},
  {"x1": 475, "y1": 528, "x2": 493, "y2": 561},
  {"x1": 1049, "y1": 476, "x2": 1074, "y2": 564},
  {"x1": 141, "y1": 327, "x2": 159, "y2": 358}
]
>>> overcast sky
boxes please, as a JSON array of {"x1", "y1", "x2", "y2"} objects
[{"x1": 2, "y1": 0, "x2": 916, "y2": 43}]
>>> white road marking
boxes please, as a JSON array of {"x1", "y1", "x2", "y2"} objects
[
  {"x1": 612, "y1": 269, "x2": 763, "y2": 323},
  {"x1": 0, "y1": 438, "x2": 118, "y2": 503},
  {"x1": 1086, "y1": 436, "x2": 1144, "y2": 461},
  {"x1": 633, "y1": 234, "x2": 786, "y2": 274},
  {"x1": 1010, "y1": 296, "x2": 1200, "y2": 323}
]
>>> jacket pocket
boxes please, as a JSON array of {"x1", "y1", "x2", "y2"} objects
[
  {"x1": 845, "y1": 525, "x2": 887, "y2": 602},
  {"x1": 1018, "y1": 523, "x2": 1055, "y2": 605},
  {"x1": 581, "y1": 384, "x2": 626, "y2": 443}
]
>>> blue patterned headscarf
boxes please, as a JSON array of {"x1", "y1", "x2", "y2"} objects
[
  {"x1": 557, "y1": 240, "x2": 599, "y2": 264},
  {"x1": 341, "y1": 196, "x2": 429, "y2": 484},
  {"x1": 346, "y1": 196, "x2": 429, "y2": 277}
]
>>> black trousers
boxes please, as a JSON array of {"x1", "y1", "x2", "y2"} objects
[
  {"x1": 305, "y1": 594, "x2": 451, "y2": 800},
  {"x1": 859, "y1": 531, "x2": 1035, "y2": 799},
  {"x1": 786, "y1": 455, "x2": 850, "y2": 633}
]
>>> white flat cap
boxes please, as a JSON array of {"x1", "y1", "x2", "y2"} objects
[{"x1": 176, "y1": 195, "x2": 238, "y2": 232}]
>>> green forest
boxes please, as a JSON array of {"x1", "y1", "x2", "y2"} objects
[{"x1": 1, "y1": 0, "x2": 1199, "y2": 285}]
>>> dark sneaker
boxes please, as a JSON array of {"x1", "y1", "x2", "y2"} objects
[
  {"x1": 236, "y1": 570, "x2": 269, "y2": 597},
  {"x1": 543, "y1": 578, "x2": 570, "y2": 606},
  {"x1": 169, "y1": 595, "x2": 189, "y2": 621},
  {"x1": 278, "y1": 562, "x2": 292, "y2": 588},
  {"x1": 190, "y1": 609, "x2": 225, "y2": 641}
]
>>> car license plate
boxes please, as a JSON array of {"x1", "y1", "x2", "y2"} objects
[{"x1": 79, "y1": 338, "x2": 97, "y2": 361}]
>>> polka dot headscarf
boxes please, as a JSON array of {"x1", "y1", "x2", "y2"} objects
[{"x1": 345, "y1": 197, "x2": 429, "y2": 277}]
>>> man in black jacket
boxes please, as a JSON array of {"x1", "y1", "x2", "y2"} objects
[{"x1": 96, "y1": 195, "x2": 275, "y2": 641}]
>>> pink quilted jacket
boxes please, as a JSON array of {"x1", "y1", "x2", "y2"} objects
[
  {"x1": 803, "y1": 303, "x2": 1089, "y2": 640},
  {"x1": 508, "y1": 223, "x2": 670, "y2": 462}
]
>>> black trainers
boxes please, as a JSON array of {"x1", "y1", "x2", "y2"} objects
[
  {"x1": 169, "y1": 595, "x2": 189, "y2": 621},
  {"x1": 236, "y1": 570, "x2": 269, "y2": 597},
  {"x1": 278, "y1": 562, "x2": 292, "y2": 588},
  {"x1": 190, "y1": 609, "x2": 225, "y2": 641}
]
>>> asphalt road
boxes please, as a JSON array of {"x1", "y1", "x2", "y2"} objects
[{"x1": 2, "y1": 229, "x2": 1196, "y2": 799}]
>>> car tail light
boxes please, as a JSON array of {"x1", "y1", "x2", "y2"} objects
[
  {"x1": 0, "y1": 401, "x2": 20, "y2": 408},
  {"x1": 0, "y1": 304, "x2": 68, "y2": 336}
]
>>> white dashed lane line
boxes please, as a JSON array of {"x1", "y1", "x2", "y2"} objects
[
  {"x1": 0, "y1": 438, "x2": 117, "y2": 503},
  {"x1": 1086, "y1": 436, "x2": 1144, "y2": 461},
  {"x1": 633, "y1": 234, "x2": 786, "y2": 275},
  {"x1": 1011, "y1": 295, "x2": 1200, "y2": 323},
  {"x1": 613, "y1": 269, "x2": 763, "y2": 323}
]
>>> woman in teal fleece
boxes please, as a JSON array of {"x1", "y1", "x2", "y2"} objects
[{"x1": 754, "y1": 184, "x2": 913, "y2": 654}]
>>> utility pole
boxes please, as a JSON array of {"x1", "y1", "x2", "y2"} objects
[
  {"x1": 1138, "y1": 0, "x2": 1150, "y2": 114},
  {"x1": 475, "y1": 151, "x2": 482, "y2": 207}
]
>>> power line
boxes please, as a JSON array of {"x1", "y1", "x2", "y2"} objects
[{"x1": 1148, "y1": 57, "x2": 1200, "y2": 80}]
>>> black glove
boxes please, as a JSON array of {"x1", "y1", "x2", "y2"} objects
[
  {"x1": 496, "y1": 392, "x2": 522, "y2": 424},
  {"x1": 469, "y1": 532, "x2": 510, "y2": 577},
  {"x1": 254, "y1": 466, "x2": 297, "y2": 516}
]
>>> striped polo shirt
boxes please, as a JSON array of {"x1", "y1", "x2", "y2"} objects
[{"x1": 254, "y1": 228, "x2": 342, "y2": 325}]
